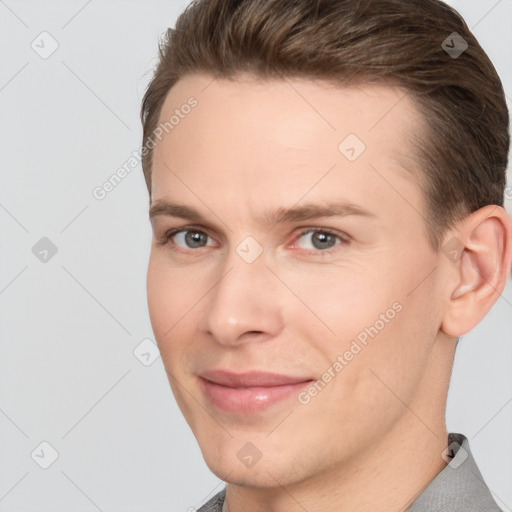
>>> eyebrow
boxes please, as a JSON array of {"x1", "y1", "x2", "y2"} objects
[{"x1": 149, "y1": 199, "x2": 376, "y2": 227}]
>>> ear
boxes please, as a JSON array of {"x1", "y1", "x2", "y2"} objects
[{"x1": 440, "y1": 205, "x2": 512, "y2": 337}]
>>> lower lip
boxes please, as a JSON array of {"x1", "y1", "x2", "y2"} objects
[{"x1": 199, "y1": 378, "x2": 312, "y2": 414}]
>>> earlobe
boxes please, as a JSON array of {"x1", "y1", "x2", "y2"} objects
[{"x1": 441, "y1": 205, "x2": 512, "y2": 338}]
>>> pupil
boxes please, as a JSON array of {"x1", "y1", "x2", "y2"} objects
[{"x1": 313, "y1": 232, "x2": 335, "y2": 250}]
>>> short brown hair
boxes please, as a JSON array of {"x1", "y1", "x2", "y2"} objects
[{"x1": 140, "y1": 0, "x2": 509, "y2": 250}]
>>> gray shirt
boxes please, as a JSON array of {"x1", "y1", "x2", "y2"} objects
[{"x1": 197, "y1": 433, "x2": 502, "y2": 511}]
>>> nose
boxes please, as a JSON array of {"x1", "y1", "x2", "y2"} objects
[{"x1": 200, "y1": 247, "x2": 285, "y2": 347}]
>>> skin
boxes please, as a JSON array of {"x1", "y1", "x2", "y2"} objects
[{"x1": 146, "y1": 73, "x2": 512, "y2": 512}]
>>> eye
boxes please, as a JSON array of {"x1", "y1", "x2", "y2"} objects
[
  {"x1": 160, "y1": 227, "x2": 216, "y2": 251},
  {"x1": 293, "y1": 228, "x2": 347, "y2": 254}
]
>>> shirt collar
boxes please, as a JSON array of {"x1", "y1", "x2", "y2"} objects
[{"x1": 407, "y1": 432, "x2": 501, "y2": 511}]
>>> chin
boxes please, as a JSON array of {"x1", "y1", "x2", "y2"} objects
[
  {"x1": 204, "y1": 457, "x2": 293, "y2": 489},
  {"x1": 198, "y1": 437, "x2": 309, "y2": 490}
]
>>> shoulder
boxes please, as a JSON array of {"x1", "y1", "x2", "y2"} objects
[
  {"x1": 407, "y1": 433, "x2": 502, "y2": 512},
  {"x1": 197, "y1": 488, "x2": 226, "y2": 512}
]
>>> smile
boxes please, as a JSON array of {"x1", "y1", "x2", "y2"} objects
[{"x1": 198, "y1": 370, "x2": 314, "y2": 414}]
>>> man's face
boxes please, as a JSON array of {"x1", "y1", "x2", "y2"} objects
[{"x1": 147, "y1": 74, "x2": 447, "y2": 487}]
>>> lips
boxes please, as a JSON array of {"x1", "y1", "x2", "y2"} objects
[
  {"x1": 200, "y1": 369, "x2": 312, "y2": 387},
  {"x1": 198, "y1": 369, "x2": 314, "y2": 414}
]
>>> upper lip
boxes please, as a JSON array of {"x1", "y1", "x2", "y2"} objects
[{"x1": 200, "y1": 369, "x2": 313, "y2": 388}]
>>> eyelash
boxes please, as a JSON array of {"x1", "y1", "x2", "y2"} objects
[{"x1": 158, "y1": 226, "x2": 349, "y2": 257}]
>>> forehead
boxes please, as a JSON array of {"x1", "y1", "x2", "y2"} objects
[{"x1": 151, "y1": 74, "x2": 425, "y2": 220}]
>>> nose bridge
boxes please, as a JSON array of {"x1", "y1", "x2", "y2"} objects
[{"x1": 202, "y1": 240, "x2": 283, "y2": 345}]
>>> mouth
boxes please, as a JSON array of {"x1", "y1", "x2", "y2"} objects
[{"x1": 198, "y1": 369, "x2": 314, "y2": 414}]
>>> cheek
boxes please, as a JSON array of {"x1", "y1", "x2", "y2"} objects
[
  {"x1": 146, "y1": 253, "x2": 221, "y2": 371},
  {"x1": 290, "y1": 255, "x2": 435, "y2": 402},
  {"x1": 336, "y1": 279, "x2": 438, "y2": 417},
  {"x1": 146, "y1": 255, "x2": 192, "y2": 357},
  {"x1": 147, "y1": 257, "x2": 170, "y2": 336},
  {"x1": 305, "y1": 303, "x2": 429, "y2": 443},
  {"x1": 281, "y1": 263, "x2": 397, "y2": 352}
]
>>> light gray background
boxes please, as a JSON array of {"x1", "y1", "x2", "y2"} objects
[{"x1": 0, "y1": 0, "x2": 511, "y2": 510}]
